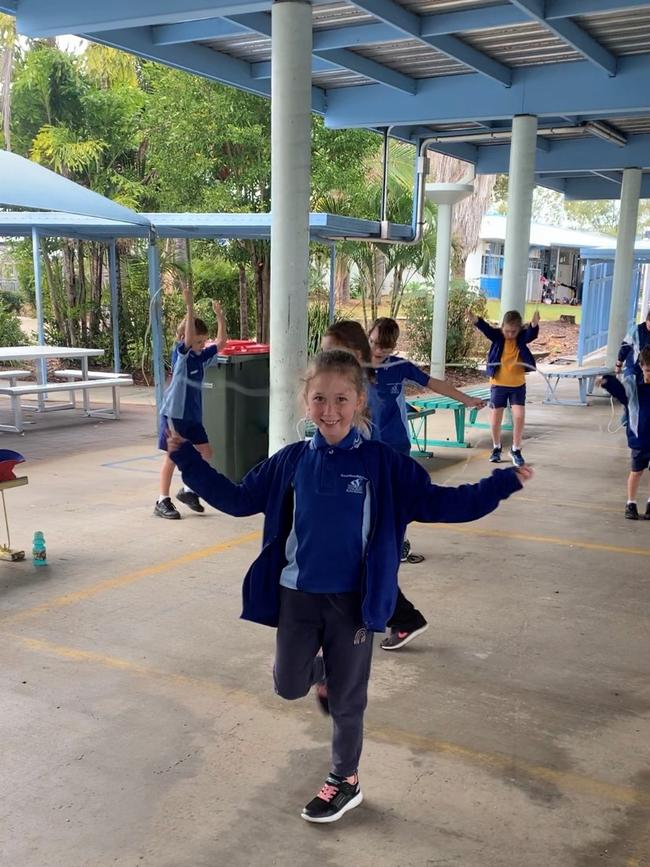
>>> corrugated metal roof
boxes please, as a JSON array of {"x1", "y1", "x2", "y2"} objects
[
  {"x1": 463, "y1": 22, "x2": 582, "y2": 66},
  {"x1": 201, "y1": 34, "x2": 271, "y2": 63},
  {"x1": 312, "y1": 2, "x2": 375, "y2": 29},
  {"x1": 601, "y1": 116, "x2": 650, "y2": 134},
  {"x1": 578, "y1": 9, "x2": 650, "y2": 55},
  {"x1": 312, "y1": 69, "x2": 373, "y2": 87},
  {"x1": 395, "y1": 0, "x2": 500, "y2": 12},
  {"x1": 353, "y1": 40, "x2": 470, "y2": 77}
]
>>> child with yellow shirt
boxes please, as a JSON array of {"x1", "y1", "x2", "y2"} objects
[{"x1": 469, "y1": 309, "x2": 540, "y2": 467}]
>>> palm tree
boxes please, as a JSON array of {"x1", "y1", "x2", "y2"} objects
[{"x1": 0, "y1": 13, "x2": 17, "y2": 150}]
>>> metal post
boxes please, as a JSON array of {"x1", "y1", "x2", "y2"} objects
[
  {"x1": 108, "y1": 240, "x2": 121, "y2": 374},
  {"x1": 641, "y1": 262, "x2": 650, "y2": 321},
  {"x1": 606, "y1": 168, "x2": 642, "y2": 367},
  {"x1": 430, "y1": 203, "x2": 453, "y2": 379},
  {"x1": 269, "y1": 0, "x2": 312, "y2": 453},
  {"x1": 147, "y1": 234, "x2": 165, "y2": 418},
  {"x1": 501, "y1": 115, "x2": 538, "y2": 318},
  {"x1": 31, "y1": 228, "x2": 47, "y2": 384},
  {"x1": 328, "y1": 243, "x2": 336, "y2": 324}
]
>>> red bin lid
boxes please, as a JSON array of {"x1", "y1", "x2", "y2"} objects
[{"x1": 220, "y1": 340, "x2": 270, "y2": 356}]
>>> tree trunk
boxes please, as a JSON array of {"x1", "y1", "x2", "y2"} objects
[
  {"x1": 261, "y1": 254, "x2": 270, "y2": 344},
  {"x1": 335, "y1": 254, "x2": 350, "y2": 306},
  {"x1": 41, "y1": 246, "x2": 66, "y2": 337},
  {"x1": 238, "y1": 263, "x2": 249, "y2": 339},
  {"x1": 62, "y1": 241, "x2": 78, "y2": 344},
  {"x1": 77, "y1": 241, "x2": 88, "y2": 344},
  {"x1": 89, "y1": 243, "x2": 103, "y2": 340},
  {"x1": 252, "y1": 242, "x2": 270, "y2": 344}
]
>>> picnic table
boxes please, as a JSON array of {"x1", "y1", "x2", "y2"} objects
[
  {"x1": 408, "y1": 385, "x2": 511, "y2": 451},
  {"x1": 0, "y1": 346, "x2": 132, "y2": 433},
  {"x1": 541, "y1": 365, "x2": 612, "y2": 406}
]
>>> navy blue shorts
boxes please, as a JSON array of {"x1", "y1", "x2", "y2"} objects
[
  {"x1": 630, "y1": 449, "x2": 650, "y2": 472},
  {"x1": 158, "y1": 416, "x2": 209, "y2": 451},
  {"x1": 490, "y1": 384, "x2": 526, "y2": 409}
]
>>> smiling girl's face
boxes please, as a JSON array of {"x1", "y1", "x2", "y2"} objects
[{"x1": 305, "y1": 371, "x2": 365, "y2": 445}]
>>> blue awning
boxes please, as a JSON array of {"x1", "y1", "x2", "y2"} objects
[{"x1": 0, "y1": 151, "x2": 151, "y2": 227}]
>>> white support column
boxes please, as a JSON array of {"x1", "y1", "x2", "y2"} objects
[
  {"x1": 641, "y1": 263, "x2": 650, "y2": 321},
  {"x1": 426, "y1": 183, "x2": 473, "y2": 379},
  {"x1": 269, "y1": 0, "x2": 312, "y2": 454},
  {"x1": 606, "y1": 168, "x2": 642, "y2": 367},
  {"x1": 501, "y1": 115, "x2": 538, "y2": 318}
]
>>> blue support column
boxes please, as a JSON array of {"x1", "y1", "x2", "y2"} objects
[
  {"x1": 147, "y1": 233, "x2": 165, "y2": 418},
  {"x1": 108, "y1": 240, "x2": 121, "y2": 374},
  {"x1": 328, "y1": 243, "x2": 336, "y2": 324},
  {"x1": 31, "y1": 228, "x2": 47, "y2": 383}
]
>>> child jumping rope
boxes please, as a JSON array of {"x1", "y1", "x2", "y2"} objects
[
  {"x1": 599, "y1": 345, "x2": 650, "y2": 520},
  {"x1": 469, "y1": 309, "x2": 540, "y2": 467},
  {"x1": 167, "y1": 349, "x2": 532, "y2": 823},
  {"x1": 154, "y1": 285, "x2": 227, "y2": 520}
]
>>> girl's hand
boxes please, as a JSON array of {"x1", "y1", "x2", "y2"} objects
[
  {"x1": 514, "y1": 466, "x2": 534, "y2": 484},
  {"x1": 167, "y1": 428, "x2": 188, "y2": 453},
  {"x1": 212, "y1": 299, "x2": 224, "y2": 317},
  {"x1": 466, "y1": 310, "x2": 478, "y2": 325},
  {"x1": 532, "y1": 310, "x2": 541, "y2": 326},
  {"x1": 466, "y1": 397, "x2": 486, "y2": 409}
]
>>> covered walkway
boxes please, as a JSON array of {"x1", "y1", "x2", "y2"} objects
[{"x1": 1, "y1": 376, "x2": 648, "y2": 866}]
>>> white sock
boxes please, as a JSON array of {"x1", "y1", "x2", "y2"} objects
[
  {"x1": 627, "y1": 500, "x2": 636, "y2": 505},
  {"x1": 512, "y1": 444, "x2": 521, "y2": 451},
  {"x1": 158, "y1": 495, "x2": 170, "y2": 503},
  {"x1": 493, "y1": 442, "x2": 501, "y2": 449},
  {"x1": 183, "y1": 485, "x2": 194, "y2": 494}
]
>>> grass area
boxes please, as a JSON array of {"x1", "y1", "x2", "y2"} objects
[{"x1": 486, "y1": 301, "x2": 581, "y2": 324}]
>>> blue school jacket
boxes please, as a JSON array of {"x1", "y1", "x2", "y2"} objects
[
  {"x1": 171, "y1": 434, "x2": 523, "y2": 632},
  {"x1": 601, "y1": 366, "x2": 650, "y2": 451},
  {"x1": 475, "y1": 318, "x2": 539, "y2": 379},
  {"x1": 618, "y1": 322, "x2": 650, "y2": 370}
]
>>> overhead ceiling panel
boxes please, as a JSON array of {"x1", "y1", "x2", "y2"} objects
[
  {"x1": 202, "y1": 33, "x2": 271, "y2": 63},
  {"x1": 312, "y1": 1, "x2": 375, "y2": 29},
  {"x1": 354, "y1": 39, "x2": 471, "y2": 77},
  {"x1": 577, "y1": 9, "x2": 650, "y2": 55},
  {"x1": 394, "y1": 0, "x2": 501, "y2": 12},
  {"x1": 463, "y1": 21, "x2": 583, "y2": 65}
]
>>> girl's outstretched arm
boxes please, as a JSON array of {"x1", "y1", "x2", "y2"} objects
[
  {"x1": 598, "y1": 374, "x2": 628, "y2": 406},
  {"x1": 395, "y1": 454, "x2": 529, "y2": 525}
]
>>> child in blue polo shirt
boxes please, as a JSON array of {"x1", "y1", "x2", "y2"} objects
[
  {"x1": 367, "y1": 317, "x2": 486, "y2": 650},
  {"x1": 167, "y1": 349, "x2": 531, "y2": 824},
  {"x1": 154, "y1": 285, "x2": 227, "y2": 520},
  {"x1": 599, "y1": 345, "x2": 650, "y2": 520}
]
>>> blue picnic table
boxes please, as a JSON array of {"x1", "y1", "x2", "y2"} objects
[{"x1": 408, "y1": 385, "x2": 511, "y2": 452}]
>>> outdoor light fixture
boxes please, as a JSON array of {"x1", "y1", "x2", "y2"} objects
[{"x1": 583, "y1": 120, "x2": 628, "y2": 147}]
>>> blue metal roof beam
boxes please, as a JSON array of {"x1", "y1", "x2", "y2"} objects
[
  {"x1": 229, "y1": 11, "x2": 417, "y2": 94},
  {"x1": 562, "y1": 174, "x2": 650, "y2": 198},
  {"x1": 508, "y1": 0, "x2": 617, "y2": 76},
  {"x1": 347, "y1": 0, "x2": 512, "y2": 86},
  {"x1": 152, "y1": 18, "x2": 249, "y2": 45},
  {"x1": 15, "y1": 0, "x2": 271, "y2": 36},
  {"x1": 326, "y1": 55, "x2": 650, "y2": 128},
  {"x1": 476, "y1": 133, "x2": 650, "y2": 174}
]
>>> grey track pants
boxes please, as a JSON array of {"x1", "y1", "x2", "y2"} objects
[{"x1": 273, "y1": 586, "x2": 374, "y2": 778}]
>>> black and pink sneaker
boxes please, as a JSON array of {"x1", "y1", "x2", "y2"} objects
[{"x1": 301, "y1": 774, "x2": 362, "y2": 823}]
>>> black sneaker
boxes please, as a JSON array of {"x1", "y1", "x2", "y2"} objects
[
  {"x1": 510, "y1": 448, "x2": 525, "y2": 468},
  {"x1": 489, "y1": 446, "x2": 502, "y2": 463},
  {"x1": 301, "y1": 775, "x2": 362, "y2": 824},
  {"x1": 400, "y1": 538, "x2": 411, "y2": 563},
  {"x1": 176, "y1": 488, "x2": 205, "y2": 513},
  {"x1": 625, "y1": 502, "x2": 639, "y2": 520},
  {"x1": 154, "y1": 497, "x2": 181, "y2": 520},
  {"x1": 381, "y1": 621, "x2": 429, "y2": 651},
  {"x1": 644, "y1": 503, "x2": 650, "y2": 521}
]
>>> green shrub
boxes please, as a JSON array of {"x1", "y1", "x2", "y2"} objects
[
  {"x1": 0, "y1": 302, "x2": 29, "y2": 347},
  {"x1": 403, "y1": 281, "x2": 488, "y2": 366},
  {"x1": 0, "y1": 289, "x2": 22, "y2": 313},
  {"x1": 307, "y1": 303, "x2": 337, "y2": 356}
]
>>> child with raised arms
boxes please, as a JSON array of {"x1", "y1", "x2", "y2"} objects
[
  {"x1": 469, "y1": 308, "x2": 540, "y2": 467},
  {"x1": 167, "y1": 349, "x2": 532, "y2": 823},
  {"x1": 154, "y1": 285, "x2": 227, "y2": 520}
]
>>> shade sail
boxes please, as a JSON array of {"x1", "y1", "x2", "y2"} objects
[{"x1": 0, "y1": 150, "x2": 151, "y2": 227}]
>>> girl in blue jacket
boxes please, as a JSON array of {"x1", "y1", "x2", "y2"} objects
[{"x1": 167, "y1": 349, "x2": 532, "y2": 825}]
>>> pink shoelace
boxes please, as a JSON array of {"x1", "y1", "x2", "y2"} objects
[{"x1": 317, "y1": 783, "x2": 339, "y2": 802}]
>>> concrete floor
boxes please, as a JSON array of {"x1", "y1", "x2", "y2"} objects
[{"x1": 1, "y1": 378, "x2": 649, "y2": 867}]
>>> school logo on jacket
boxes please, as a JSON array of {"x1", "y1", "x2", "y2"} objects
[
  {"x1": 353, "y1": 628, "x2": 367, "y2": 645},
  {"x1": 342, "y1": 474, "x2": 367, "y2": 494}
]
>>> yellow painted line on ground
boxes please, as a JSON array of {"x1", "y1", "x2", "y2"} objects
[
  {"x1": 515, "y1": 495, "x2": 623, "y2": 515},
  {"x1": 8, "y1": 632, "x2": 650, "y2": 810},
  {"x1": 423, "y1": 524, "x2": 650, "y2": 558},
  {"x1": 3, "y1": 530, "x2": 262, "y2": 625}
]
